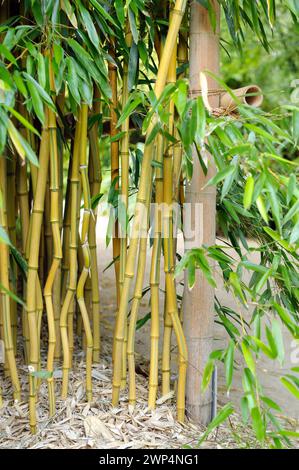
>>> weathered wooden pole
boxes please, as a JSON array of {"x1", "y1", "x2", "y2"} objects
[{"x1": 183, "y1": 1, "x2": 220, "y2": 425}]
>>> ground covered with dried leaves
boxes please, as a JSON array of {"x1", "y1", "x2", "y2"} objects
[{"x1": 0, "y1": 336, "x2": 260, "y2": 450}]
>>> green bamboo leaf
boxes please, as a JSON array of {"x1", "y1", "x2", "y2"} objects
[
  {"x1": 128, "y1": 42, "x2": 138, "y2": 92},
  {"x1": 283, "y1": 198, "x2": 299, "y2": 226},
  {"x1": 117, "y1": 95, "x2": 142, "y2": 128},
  {"x1": 256, "y1": 194, "x2": 268, "y2": 223},
  {"x1": 287, "y1": 174, "x2": 296, "y2": 205},
  {"x1": 114, "y1": 0, "x2": 125, "y2": 26},
  {"x1": 260, "y1": 395, "x2": 281, "y2": 411},
  {"x1": 0, "y1": 44, "x2": 17, "y2": 64},
  {"x1": 254, "y1": 267, "x2": 272, "y2": 294},
  {"x1": 23, "y1": 73, "x2": 54, "y2": 110},
  {"x1": 251, "y1": 407, "x2": 265, "y2": 442},
  {"x1": 67, "y1": 57, "x2": 80, "y2": 105},
  {"x1": 241, "y1": 340, "x2": 256, "y2": 376},
  {"x1": 243, "y1": 175, "x2": 254, "y2": 210},
  {"x1": 280, "y1": 377, "x2": 299, "y2": 399},
  {"x1": 197, "y1": 403, "x2": 234, "y2": 446},
  {"x1": 0, "y1": 281, "x2": 26, "y2": 308},
  {"x1": 26, "y1": 80, "x2": 44, "y2": 124},
  {"x1": 225, "y1": 339, "x2": 234, "y2": 390},
  {"x1": 206, "y1": 165, "x2": 236, "y2": 187},
  {"x1": 79, "y1": 2, "x2": 100, "y2": 49},
  {"x1": 290, "y1": 220, "x2": 299, "y2": 244},
  {"x1": 136, "y1": 312, "x2": 151, "y2": 330},
  {"x1": 251, "y1": 336, "x2": 276, "y2": 359},
  {"x1": 13, "y1": 70, "x2": 28, "y2": 98},
  {"x1": 187, "y1": 256, "x2": 196, "y2": 289},
  {"x1": 263, "y1": 227, "x2": 294, "y2": 252},
  {"x1": 37, "y1": 52, "x2": 46, "y2": 89},
  {"x1": 201, "y1": 359, "x2": 214, "y2": 392},
  {"x1": 266, "y1": 180, "x2": 281, "y2": 234},
  {"x1": 292, "y1": 109, "x2": 299, "y2": 143},
  {"x1": 90, "y1": 0, "x2": 118, "y2": 28},
  {"x1": 5, "y1": 106, "x2": 40, "y2": 137},
  {"x1": 271, "y1": 318, "x2": 285, "y2": 365},
  {"x1": 128, "y1": 7, "x2": 138, "y2": 44},
  {"x1": 61, "y1": 0, "x2": 78, "y2": 28}
]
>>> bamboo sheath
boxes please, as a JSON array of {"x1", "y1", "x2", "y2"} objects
[
  {"x1": 112, "y1": 0, "x2": 188, "y2": 412},
  {"x1": 183, "y1": 1, "x2": 220, "y2": 425},
  {"x1": 60, "y1": 109, "x2": 82, "y2": 398},
  {"x1": 26, "y1": 109, "x2": 50, "y2": 433},
  {"x1": 0, "y1": 156, "x2": 21, "y2": 401}
]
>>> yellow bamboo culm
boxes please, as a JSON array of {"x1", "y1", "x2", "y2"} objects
[
  {"x1": 26, "y1": 109, "x2": 50, "y2": 433},
  {"x1": 109, "y1": 40, "x2": 120, "y2": 308},
  {"x1": 118, "y1": 21, "x2": 133, "y2": 389},
  {"x1": 76, "y1": 102, "x2": 93, "y2": 402},
  {"x1": 6, "y1": 157, "x2": 17, "y2": 353},
  {"x1": 60, "y1": 110, "x2": 82, "y2": 398},
  {"x1": 162, "y1": 23, "x2": 187, "y2": 422},
  {"x1": 161, "y1": 25, "x2": 178, "y2": 398},
  {"x1": 112, "y1": 0, "x2": 188, "y2": 408},
  {"x1": 88, "y1": 86, "x2": 102, "y2": 363},
  {"x1": 0, "y1": 156, "x2": 21, "y2": 401},
  {"x1": 127, "y1": 166, "x2": 152, "y2": 406},
  {"x1": 43, "y1": 56, "x2": 63, "y2": 416},
  {"x1": 148, "y1": 133, "x2": 164, "y2": 408},
  {"x1": 16, "y1": 112, "x2": 30, "y2": 363}
]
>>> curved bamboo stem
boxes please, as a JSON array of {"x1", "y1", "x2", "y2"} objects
[
  {"x1": 60, "y1": 109, "x2": 82, "y2": 398},
  {"x1": 76, "y1": 102, "x2": 93, "y2": 401},
  {"x1": 43, "y1": 57, "x2": 63, "y2": 416}
]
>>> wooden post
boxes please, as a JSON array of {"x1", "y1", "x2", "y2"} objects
[{"x1": 183, "y1": 1, "x2": 220, "y2": 425}]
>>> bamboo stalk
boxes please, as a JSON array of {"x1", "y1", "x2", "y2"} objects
[
  {"x1": 109, "y1": 40, "x2": 120, "y2": 307},
  {"x1": 26, "y1": 109, "x2": 50, "y2": 433},
  {"x1": 112, "y1": 0, "x2": 187, "y2": 408},
  {"x1": 6, "y1": 156, "x2": 17, "y2": 352},
  {"x1": 127, "y1": 167, "x2": 152, "y2": 406},
  {"x1": 16, "y1": 156, "x2": 30, "y2": 362},
  {"x1": 88, "y1": 87, "x2": 102, "y2": 362},
  {"x1": 76, "y1": 102, "x2": 93, "y2": 402},
  {"x1": 60, "y1": 109, "x2": 82, "y2": 398},
  {"x1": 162, "y1": 29, "x2": 188, "y2": 421},
  {"x1": 183, "y1": 0, "x2": 220, "y2": 425},
  {"x1": 43, "y1": 56, "x2": 63, "y2": 416},
  {"x1": 0, "y1": 156, "x2": 21, "y2": 401},
  {"x1": 119, "y1": 22, "x2": 133, "y2": 390},
  {"x1": 148, "y1": 132, "x2": 164, "y2": 408}
]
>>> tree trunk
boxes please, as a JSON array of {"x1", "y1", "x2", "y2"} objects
[{"x1": 183, "y1": 1, "x2": 220, "y2": 425}]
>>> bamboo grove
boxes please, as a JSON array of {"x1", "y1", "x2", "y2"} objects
[{"x1": 0, "y1": 0, "x2": 299, "y2": 445}]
